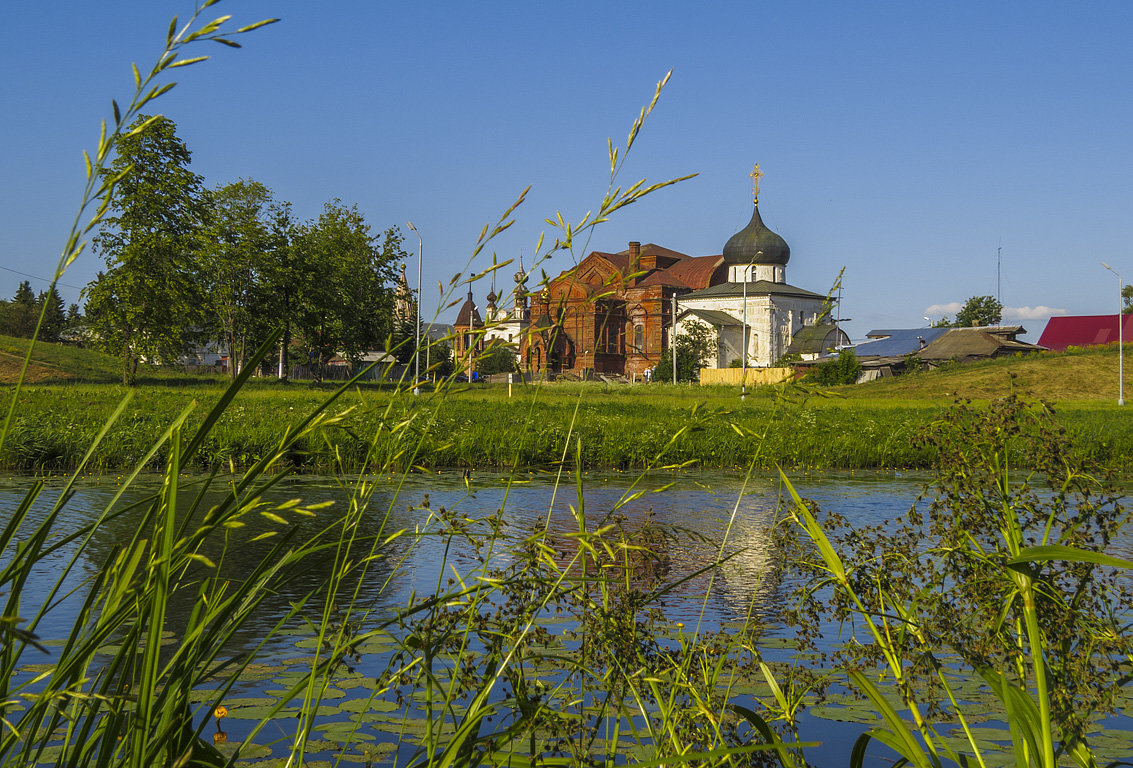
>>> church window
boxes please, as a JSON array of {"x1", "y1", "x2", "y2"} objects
[
  {"x1": 633, "y1": 324, "x2": 644, "y2": 352},
  {"x1": 595, "y1": 300, "x2": 626, "y2": 355}
]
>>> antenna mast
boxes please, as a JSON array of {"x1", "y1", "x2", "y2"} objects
[{"x1": 997, "y1": 240, "x2": 1002, "y2": 317}]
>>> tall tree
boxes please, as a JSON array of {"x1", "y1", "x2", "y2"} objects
[
  {"x1": 951, "y1": 295, "x2": 1003, "y2": 327},
  {"x1": 289, "y1": 202, "x2": 404, "y2": 368},
  {"x1": 1122, "y1": 284, "x2": 1132, "y2": 314},
  {"x1": 37, "y1": 286, "x2": 67, "y2": 342},
  {"x1": 85, "y1": 115, "x2": 205, "y2": 385},
  {"x1": 0, "y1": 281, "x2": 39, "y2": 339},
  {"x1": 201, "y1": 178, "x2": 280, "y2": 378}
]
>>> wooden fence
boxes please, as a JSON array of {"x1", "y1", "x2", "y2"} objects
[{"x1": 698, "y1": 367, "x2": 793, "y2": 386}]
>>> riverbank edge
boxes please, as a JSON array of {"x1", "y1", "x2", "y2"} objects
[{"x1": 5, "y1": 385, "x2": 1130, "y2": 473}]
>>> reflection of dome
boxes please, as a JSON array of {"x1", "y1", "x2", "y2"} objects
[{"x1": 722, "y1": 204, "x2": 790, "y2": 266}]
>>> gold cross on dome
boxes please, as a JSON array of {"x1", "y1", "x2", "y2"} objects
[{"x1": 749, "y1": 164, "x2": 763, "y2": 203}]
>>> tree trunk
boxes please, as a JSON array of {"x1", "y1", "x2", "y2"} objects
[{"x1": 278, "y1": 322, "x2": 290, "y2": 381}]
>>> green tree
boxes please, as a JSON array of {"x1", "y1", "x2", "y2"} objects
[
  {"x1": 950, "y1": 295, "x2": 1003, "y2": 327},
  {"x1": 86, "y1": 115, "x2": 206, "y2": 384},
  {"x1": 0, "y1": 281, "x2": 39, "y2": 339},
  {"x1": 201, "y1": 178, "x2": 281, "y2": 379},
  {"x1": 1122, "y1": 284, "x2": 1132, "y2": 314},
  {"x1": 37, "y1": 286, "x2": 67, "y2": 342},
  {"x1": 653, "y1": 319, "x2": 712, "y2": 382},
  {"x1": 65, "y1": 303, "x2": 82, "y2": 333},
  {"x1": 289, "y1": 202, "x2": 404, "y2": 368},
  {"x1": 477, "y1": 342, "x2": 518, "y2": 375}
]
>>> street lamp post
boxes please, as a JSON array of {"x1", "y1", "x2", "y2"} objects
[
  {"x1": 407, "y1": 222, "x2": 423, "y2": 395},
  {"x1": 741, "y1": 251, "x2": 762, "y2": 401},
  {"x1": 1102, "y1": 262, "x2": 1125, "y2": 406}
]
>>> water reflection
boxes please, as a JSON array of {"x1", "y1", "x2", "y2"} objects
[{"x1": 9, "y1": 470, "x2": 928, "y2": 653}]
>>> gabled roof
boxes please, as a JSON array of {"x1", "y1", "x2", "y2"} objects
[
  {"x1": 635, "y1": 255, "x2": 724, "y2": 290},
  {"x1": 681, "y1": 281, "x2": 824, "y2": 300},
  {"x1": 678, "y1": 308, "x2": 742, "y2": 327},
  {"x1": 918, "y1": 327, "x2": 1043, "y2": 360},
  {"x1": 1037, "y1": 314, "x2": 1133, "y2": 351}
]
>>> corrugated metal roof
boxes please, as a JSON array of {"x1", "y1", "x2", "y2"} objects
[
  {"x1": 852, "y1": 327, "x2": 949, "y2": 357},
  {"x1": 786, "y1": 323, "x2": 848, "y2": 355},
  {"x1": 681, "y1": 281, "x2": 824, "y2": 300},
  {"x1": 1038, "y1": 314, "x2": 1133, "y2": 351},
  {"x1": 679, "y1": 308, "x2": 742, "y2": 326}
]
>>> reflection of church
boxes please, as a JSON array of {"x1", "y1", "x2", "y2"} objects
[{"x1": 453, "y1": 168, "x2": 845, "y2": 378}]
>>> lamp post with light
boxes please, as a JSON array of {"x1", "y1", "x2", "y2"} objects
[
  {"x1": 407, "y1": 222, "x2": 423, "y2": 395},
  {"x1": 740, "y1": 250, "x2": 763, "y2": 401},
  {"x1": 1102, "y1": 262, "x2": 1124, "y2": 406}
]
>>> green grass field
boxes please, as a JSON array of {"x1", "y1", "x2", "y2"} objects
[{"x1": 1, "y1": 337, "x2": 1128, "y2": 472}]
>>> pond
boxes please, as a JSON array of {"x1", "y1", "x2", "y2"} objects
[{"x1": 6, "y1": 469, "x2": 1133, "y2": 766}]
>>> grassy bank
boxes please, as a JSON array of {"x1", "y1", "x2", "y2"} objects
[{"x1": 6, "y1": 377, "x2": 1131, "y2": 472}]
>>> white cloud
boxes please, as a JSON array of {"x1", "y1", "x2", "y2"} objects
[
  {"x1": 1002, "y1": 305, "x2": 1069, "y2": 321},
  {"x1": 925, "y1": 302, "x2": 963, "y2": 316}
]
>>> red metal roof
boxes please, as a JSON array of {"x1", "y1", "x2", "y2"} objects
[{"x1": 1037, "y1": 314, "x2": 1133, "y2": 351}]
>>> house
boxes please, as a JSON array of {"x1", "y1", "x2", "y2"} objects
[
  {"x1": 828, "y1": 325, "x2": 1043, "y2": 381},
  {"x1": 1037, "y1": 314, "x2": 1133, "y2": 351},
  {"x1": 917, "y1": 326, "x2": 1042, "y2": 365}
]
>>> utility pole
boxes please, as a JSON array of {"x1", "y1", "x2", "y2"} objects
[
  {"x1": 1102, "y1": 262, "x2": 1124, "y2": 406},
  {"x1": 407, "y1": 221, "x2": 423, "y2": 395},
  {"x1": 671, "y1": 293, "x2": 678, "y2": 384}
]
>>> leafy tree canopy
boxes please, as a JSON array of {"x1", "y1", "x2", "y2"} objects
[
  {"x1": 86, "y1": 115, "x2": 206, "y2": 384},
  {"x1": 654, "y1": 319, "x2": 713, "y2": 383},
  {"x1": 945, "y1": 295, "x2": 1003, "y2": 328}
]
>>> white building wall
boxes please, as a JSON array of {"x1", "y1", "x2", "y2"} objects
[{"x1": 677, "y1": 292, "x2": 826, "y2": 367}]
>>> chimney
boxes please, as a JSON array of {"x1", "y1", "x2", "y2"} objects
[{"x1": 626, "y1": 241, "x2": 642, "y2": 287}]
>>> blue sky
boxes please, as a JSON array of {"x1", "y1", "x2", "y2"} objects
[{"x1": 3, "y1": 1, "x2": 1132, "y2": 342}]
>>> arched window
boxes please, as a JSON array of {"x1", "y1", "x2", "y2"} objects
[{"x1": 634, "y1": 325, "x2": 644, "y2": 352}]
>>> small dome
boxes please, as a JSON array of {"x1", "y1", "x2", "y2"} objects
[
  {"x1": 486, "y1": 288, "x2": 498, "y2": 304},
  {"x1": 722, "y1": 204, "x2": 790, "y2": 266}
]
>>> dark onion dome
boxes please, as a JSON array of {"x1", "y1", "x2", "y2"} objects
[
  {"x1": 722, "y1": 204, "x2": 790, "y2": 266},
  {"x1": 486, "y1": 288, "x2": 498, "y2": 304}
]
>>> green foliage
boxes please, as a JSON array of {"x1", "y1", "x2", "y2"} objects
[
  {"x1": 37, "y1": 287, "x2": 67, "y2": 342},
  {"x1": 653, "y1": 319, "x2": 712, "y2": 382},
  {"x1": 809, "y1": 349, "x2": 861, "y2": 385},
  {"x1": 289, "y1": 203, "x2": 404, "y2": 367},
  {"x1": 201, "y1": 178, "x2": 283, "y2": 378},
  {"x1": 946, "y1": 294, "x2": 1004, "y2": 327},
  {"x1": 476, "y1": 342, "x2": 518, "y2": 375},
  {"x1": 776, "y1": 395, "x2": 1132, "y2": 767},
  {"x1": 1122, "y1": 283, "x2": 1132, "y2": 314},
  {"x1": 0, "y1": 282, "x2": 43, "y2": 340},
  {"x1": 86, "y1": 114, "x2": 207, "y2": 384}
]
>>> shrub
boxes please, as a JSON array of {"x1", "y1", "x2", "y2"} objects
[{"x1": 809, "y1": 349, "x2": 860, "y2": 385}]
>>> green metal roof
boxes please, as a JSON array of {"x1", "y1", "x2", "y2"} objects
[{"x1": 680, "y1": 281, "x2": 824, "y2": 301}]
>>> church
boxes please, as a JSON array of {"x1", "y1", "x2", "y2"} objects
[{"x1": 452, "y1": 167, "x2": 845, "y2": 378}]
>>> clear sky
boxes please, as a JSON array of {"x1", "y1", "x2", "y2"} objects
[{"x1": 3, "y1": 1, "x2": 1132, "y2": 342}]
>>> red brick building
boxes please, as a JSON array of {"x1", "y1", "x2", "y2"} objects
[{"x1": 519, "y1": 242, "x2": 725, "y2": 378}]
